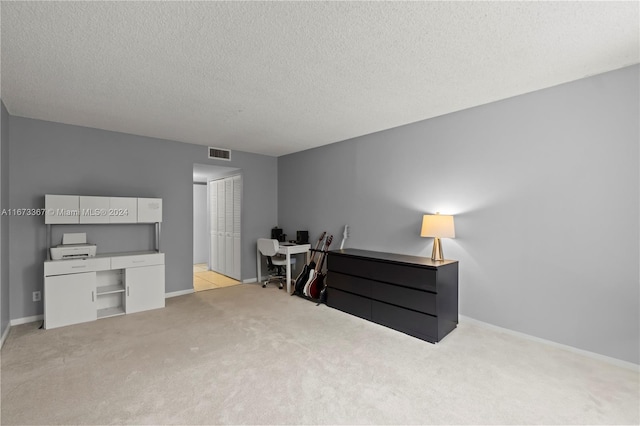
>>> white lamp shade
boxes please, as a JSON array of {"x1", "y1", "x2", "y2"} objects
[{"x1": 420, "y1": 214, "x2": 455, "y2": 238}]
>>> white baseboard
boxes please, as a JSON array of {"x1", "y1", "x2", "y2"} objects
[
  {"x1": 10, "y1": 315, "x2": 44, "y2": 326},
  {"x1": 242, "y1": 278, "x2": 257, "y2": 284},
  {"x1": 459, "y1": 315, "x2": 639, "y2": 372},
  {"x1": 165, "y1": 289, "x2": 194, "y2": 298},
  {"x1": 1, "y1": 323, "x2": 11, "y2": 349}
]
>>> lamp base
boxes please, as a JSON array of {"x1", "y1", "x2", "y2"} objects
[{"x1": 431, "y1": 237, "x2": 444, "y2": 261}]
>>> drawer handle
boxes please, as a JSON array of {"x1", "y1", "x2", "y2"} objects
[
  {"x1": 132, "y1": 260, "x2": 145, "y2": 264},
  {"x1": 71, "y1": 265, "x2": 87, "y2": 269}
]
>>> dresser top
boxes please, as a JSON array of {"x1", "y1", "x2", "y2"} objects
[{"x1": 329, "y1": 248, "x2": 458, "y2": 268}]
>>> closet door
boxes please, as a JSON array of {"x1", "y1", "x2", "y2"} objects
[
  {"x1": 224, "y1": 178, "x2": 234, "y2": 276},
  {"x1": 209, "y1": 182, "x2": 218, "y2": 272},
  {"x1": 216, "y1": 180, "x2": 226, "y2": 275},
  {"x1": 232, "y1": 176, "x2": 242, "y2": 280},
  {"x1": 208, "y1": 175, "x2": 241, "y2": 280}
]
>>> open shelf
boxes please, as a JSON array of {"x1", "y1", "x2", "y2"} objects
[
  {"x1": 96, "y1": 284, "x2": 125, "y2": 296},
  {"x1": 97, "y1": 306, "x2": 125, "y2": 319}
]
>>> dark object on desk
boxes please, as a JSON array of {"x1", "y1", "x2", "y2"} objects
[
  {"x1": 326, "y1": 249, "x2": 458, "y2": 343},
  {"x1": 294, "y1": 231, "x2": 325, "y2": 295},
  {"x1": 296, "y1": 230, "x2": 309, "y2": 244},
  {"x1": 271, "y1": 227, "x2": 286, "y2": 243}
]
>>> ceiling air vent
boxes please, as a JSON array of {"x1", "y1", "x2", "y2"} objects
[{"x1": 208, "y1": 147, "x2": 231, "y2": 161}]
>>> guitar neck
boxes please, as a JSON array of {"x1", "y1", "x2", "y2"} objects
[
  {"x1": 310, "y1": 232, "x2": 326, "y2": 262},
  {"x1": 339, "y1": 225, "x2": 349, "y2": 250},
  {"x1": 316, "y1": 236, "x2": 333, "y2": 272}
]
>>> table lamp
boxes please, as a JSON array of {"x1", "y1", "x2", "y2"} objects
[{"x1": 420, "y1": 213, "x2": 455, "y2": 261}]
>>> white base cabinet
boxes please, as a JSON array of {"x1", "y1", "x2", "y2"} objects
[
  {"x1": 44, "y1": 272, "x2": 97, "y2": 329},
  {"x1": 44, "y1": 252, "x2": 165, "y2": 329},
  {"x1": 125, "y1": 265, "x2": 165, "y2": 314}
]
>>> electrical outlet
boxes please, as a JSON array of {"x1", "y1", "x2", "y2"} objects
[{"x1": 32, "y1": 291, "x2": 41, "y2": 302}]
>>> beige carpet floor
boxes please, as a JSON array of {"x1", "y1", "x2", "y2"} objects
[
  {"x1": 193, "y1": 263, "x2": 241, "y2": 292},
  {"x1": 1, "y1": 284, "x2": 638, "y2": 425}
]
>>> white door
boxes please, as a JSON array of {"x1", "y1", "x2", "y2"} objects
[
  {"x1": 224, "y1": 178, "x2": 234, "y2": 275},
  {"x1": 232, "y1": 176, "x2": 242, "y2": 280},
  {"x1": 216, "y1": 180, "x2": 226, "y2": 274},
  {"x1": 208, "y1": 175, "x2": 242, "y2": 280},
  {"x1": 208, "y1": 182, "x2": 218, "y2": 271}
]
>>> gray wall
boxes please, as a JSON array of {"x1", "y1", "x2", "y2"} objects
[
  {"x1": 193, "y1": 183, "x2": 208, "y2": 264},
  {"x1": 278, "y1": 65, "x2": 640, "y2": 364},
  {"x1": 8, "y1": 117, "x2": 277, "y2": 320},
  {"x1": 1, "y1": 100, "x2": 10, "y2": 337}
]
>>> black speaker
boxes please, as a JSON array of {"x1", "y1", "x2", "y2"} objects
[
  {"x1": 296, "y1": 230, "x2": 309, "y2": 244},
  {"x1": 271, "y1": 227, "x2": 286, "y2": 242}
]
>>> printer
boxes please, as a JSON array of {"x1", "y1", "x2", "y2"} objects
[{"x1": 50, "y1": 233, "x2": 97, "y2": 260}]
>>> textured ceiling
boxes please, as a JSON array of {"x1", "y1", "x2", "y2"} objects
[{"x1": 1, "y1": 1, "x2": 638, "y2": 157}]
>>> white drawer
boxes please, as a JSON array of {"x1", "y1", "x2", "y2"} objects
[
  {"x1": 111, "y1": 253, "x2": 164, "y2": 269},
  {"x1": 45, "y1": 257, "x2": 111, "y2": 276}
]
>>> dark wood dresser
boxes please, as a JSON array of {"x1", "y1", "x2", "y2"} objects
[{"x1": 326, "y1": 249, "x2": 459, "y2": 343}]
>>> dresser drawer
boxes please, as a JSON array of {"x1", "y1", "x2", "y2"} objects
[
  {"x1": 329, "y1": 255, "x2": 437, "y2": 292},
  {"x1": 327, "y1": 272, "x2": 372, "y2": 297},
  {"x1": 45, "y1": 257, "x2": 111, "y2": 276},
  {"x1": 372, "y1": 301, "x2": 438, "y2": 342},
  {"x1": 327, "y1": 288, "x2": 371, "y2": 320},
  {"x1": 111, "y1": 253, "x2": 164, "y2": 269},
  {"x1": 371, "y1": 282, "x2": 436, "y2": 315}
]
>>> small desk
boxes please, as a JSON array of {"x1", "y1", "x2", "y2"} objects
[{"x1": 256, "y1": 242, "x2": 311, "y2": 293}]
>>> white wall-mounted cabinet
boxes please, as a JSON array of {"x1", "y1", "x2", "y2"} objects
[
  {"x1": 109, "y1": 197, "x2": 137, "y2": 223},
  {"x1": 137, "y1": 198, "x2": 162, "y2": 223},
  {"x1": 45, "y1": 194, "x2": 80, "y2": 224},
  {"x1": 45, "y1": 195, "x2": 162, "y2": 224},
  {"x1": 79, "y1": 196, "x2": 110, "y2": 224}
]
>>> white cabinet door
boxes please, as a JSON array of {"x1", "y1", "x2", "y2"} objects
[
  {"x1": 109, "y1": 197, "x2": 138, "y2": 223},
  {"x1": 45, "y1": 195, "x2": 80, "y2": 224},
  {"x1": 44, "y1": 272, "x2": 97, "y2": 329},
  {"x1": 125, "y1": 265, "x2": 165, "y2": 314},
  {"x1": 137, "y1": 198, "x2": 162, "y2": 223},
  {"x1": 80, "y1": 196, "x2": 110, "y2": 224}
]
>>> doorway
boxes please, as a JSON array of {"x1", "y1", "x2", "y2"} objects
[{"x1": 193, "y1": 164, "x2": 242, "y2": 292}]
